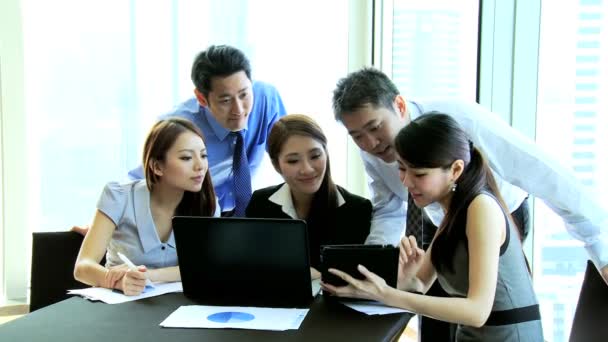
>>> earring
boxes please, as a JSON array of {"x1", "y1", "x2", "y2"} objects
[{"x1": 451, "y1": 183, "x2": 457, "y2": 192}]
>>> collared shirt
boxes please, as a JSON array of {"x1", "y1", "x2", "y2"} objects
[
  {"x1": 97, "y1": 180, "x2": 220, "y2": 268},
  {"x1": 268, "y1": 183, "x2": 346, "y2": 219},
  {"x1": 129, "y1": 81, "x2": 286, "y2": 213},
  {"x1": 363, "y1": 98, "x2": 608, "y2": 269}
]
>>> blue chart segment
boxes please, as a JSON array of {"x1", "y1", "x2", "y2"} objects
[{"x1": 207, "y1": 312, "x2": 255, "y2": 323}]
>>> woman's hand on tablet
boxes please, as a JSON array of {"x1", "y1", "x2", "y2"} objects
[{"x1": 321, "y1": 265, "x2": 390, "y2": 302}]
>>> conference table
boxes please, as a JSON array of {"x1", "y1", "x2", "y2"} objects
[{"x1": 0, "y1": 292, "x2": 413, "y2": 341}]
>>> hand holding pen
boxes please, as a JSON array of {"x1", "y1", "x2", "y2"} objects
[{"x1": 117, "y1": 252, "x2": 154, "y2": 296}]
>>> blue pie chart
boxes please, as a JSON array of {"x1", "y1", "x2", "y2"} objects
[{"x1": 207, "y1": 311, "x2": 255, "y2": 323}]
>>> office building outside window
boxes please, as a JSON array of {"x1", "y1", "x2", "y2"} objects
[
  {"x1": 387, "y1": 1, "x2": 479, "y2": 338},
  {"x1": 390, "y1": 0, "x2": 479, "y2": 100},
  {"x1": 535, "y1": 1, "x2": 607, "y2": 341}
]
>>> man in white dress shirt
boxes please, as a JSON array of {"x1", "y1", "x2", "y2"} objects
[{"x1": 332, "y1": 67, "x2": 608, "y2": 341}]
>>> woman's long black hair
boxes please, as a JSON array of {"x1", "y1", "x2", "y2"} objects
[
  {"x1": 267, "y1": 114, "x2": 339, "y2": 265},
  {"x1": 394, "y1": 112, "x2": 510, "y2": 272},
  {"x1": 267, "y1": 114, "x2": 339, "y2": 214}
]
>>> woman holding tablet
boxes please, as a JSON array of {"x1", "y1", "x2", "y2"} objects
[{"x1": 323, "y1": 113, "x2": 543, "y2": 341}]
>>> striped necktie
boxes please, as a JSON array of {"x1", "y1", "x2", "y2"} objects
[
  {"x1": 406, "y1": 194, "x2": 424, "y2": 246},
  {"x1": 232, "y1": 131, "x2": 251, "y2": 216}
]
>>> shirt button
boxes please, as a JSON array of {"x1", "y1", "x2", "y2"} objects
[{"x1": 161, "y1": 245, "x2": 166, "y2": 250}]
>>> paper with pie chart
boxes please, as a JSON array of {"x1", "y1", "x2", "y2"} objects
[{"x1": 160, "y1": 305, "x2": 310, "y2": 331}]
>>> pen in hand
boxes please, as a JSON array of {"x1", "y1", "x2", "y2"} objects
[{"x1": 117, "y1": 252, "x2": 155, "y2": 288}]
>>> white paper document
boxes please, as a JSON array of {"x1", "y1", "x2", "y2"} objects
[
  {"x1": 340, "y1": 300, "x2": 412, "y2": 315},
  {"x1": 312, "y1": 279, "x2": 321, "y2": 297},
  {"x1": 160, "y1": 305, "x2": 310, "y2": 331},
  {"x1": 68, "y1": 281, "x2": 183, "y2": 304}
]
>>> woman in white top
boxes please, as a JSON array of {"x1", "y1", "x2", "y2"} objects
[{"x1": 74, "y1": 118, "x2": 218, "y2": 295}]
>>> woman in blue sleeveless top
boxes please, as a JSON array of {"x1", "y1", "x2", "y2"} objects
[{"x1": 323, "y1": 113, "x2": 543, "y2": 341}]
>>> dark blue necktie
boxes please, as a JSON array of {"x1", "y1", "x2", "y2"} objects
[
  {"x1": 406, "y1": 194, "x2": 437, "y2": 250},
  {"x1": 406, "y1": 194, "x2": 424, "y2": 247},
  {"x1": 232, "y1": 131, "x2": 251, "y2": 216}
]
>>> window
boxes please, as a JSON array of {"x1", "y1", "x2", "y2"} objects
[
  {"x1": 382, "y1": 1, "x2": 480, "y2": 337},
  {"x1": 21, "y1": 0, "x2": 348, "y2": 232},
  {"x1": 5, "y1": 0, "x2": 350, "y2": 300},
  {"x1": 386, "y1": 0, "x2": 479, "y2": 100},
  {"x1": 535, "y1": 1, "x2": 607, "y2": 341}
]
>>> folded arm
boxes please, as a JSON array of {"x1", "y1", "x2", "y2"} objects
[
  {"x1": 74, "y1": 210, "x2": 180, "y2": 294},
  {"x1": 74, "y1": 210, "x2": 120, "y2": 288},
  {"x1": 147, "y1": 267, "x2": 180, "y2": 283}
]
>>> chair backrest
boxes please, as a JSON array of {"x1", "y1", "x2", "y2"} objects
[
  {"x1": 30, "y1": 231, "x2": 104, "y2": 312},
  {"x1": 569, "y1": 260, "x2": 608, "y2": 342}
]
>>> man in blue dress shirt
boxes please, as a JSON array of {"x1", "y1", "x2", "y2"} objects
[{"x1": 129, "y1": 45, "x2": 286, "y2": 216}]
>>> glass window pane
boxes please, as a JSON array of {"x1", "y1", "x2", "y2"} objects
[
  {"x1": 21, "y1": 0, "x2": 349, "y2": 235},
  {"x1": 391, "y1": 0, "x2": 479, "y2": 100},
  {"x1": 535, "y1": 1, "x2": 608, "y2": 341},
  {"x1": 388, "y1": 1, "x2": 479, "y2": 337},
  {"x1": 23, "y1": 0, "x2": 137, "y2": 232}
]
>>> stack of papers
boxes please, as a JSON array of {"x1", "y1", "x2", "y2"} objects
[
  {"x1": 160, "y1": 305, "x2": 309, "y2": 331},
  {"x1": 339, "y1": 300, "x2": 411, "y2": 315},
  {"x1": 68, "y1": 281, "x2": 183, "y2": 304}
]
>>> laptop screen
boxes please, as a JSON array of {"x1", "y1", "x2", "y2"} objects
[{"x1": 173, "y1": 216, "x2": 313, "y2": 308}]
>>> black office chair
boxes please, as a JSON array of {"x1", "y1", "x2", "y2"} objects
[
  {"x1": 30, "y1": 231, "x2": 105, "y2": 312},
  {"x1": 569, "y1": 260, "x2": 608, "y2": 342}
]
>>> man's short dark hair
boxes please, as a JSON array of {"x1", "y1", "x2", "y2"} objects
[
  {"x1": 332, "y1": 67, "x2": 400, "y2": 121},
  {"x1": 191, "y1": 45, "x2": 252, "y2": 97}
]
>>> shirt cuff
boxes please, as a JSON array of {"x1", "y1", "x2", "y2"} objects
[{"x1": 585, "y1": 232, "x2": 608, "y2": 269}]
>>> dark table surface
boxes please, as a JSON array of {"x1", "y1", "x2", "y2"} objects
[{"x1": 0, "y1": 293, "x2": 412, "y2": 342}]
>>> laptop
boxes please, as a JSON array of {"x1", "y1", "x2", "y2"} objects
[{"x1": 173, "y1": 216, "x2": 313, "y2": 308}]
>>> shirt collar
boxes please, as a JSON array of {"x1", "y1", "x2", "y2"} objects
[
  {"x1": 201, "y1": 106, "x2": 248, "y2": 141},
  {"x1": 133, "y1": 181, "x2": 175, "y2": 253},
  {"x1": 268, "y1": 183, "x2": 346, "y2": 219}
]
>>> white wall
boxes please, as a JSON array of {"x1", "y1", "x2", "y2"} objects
[{"x1": 1, "y1": 0, "x2": 29, "y2": 302}]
